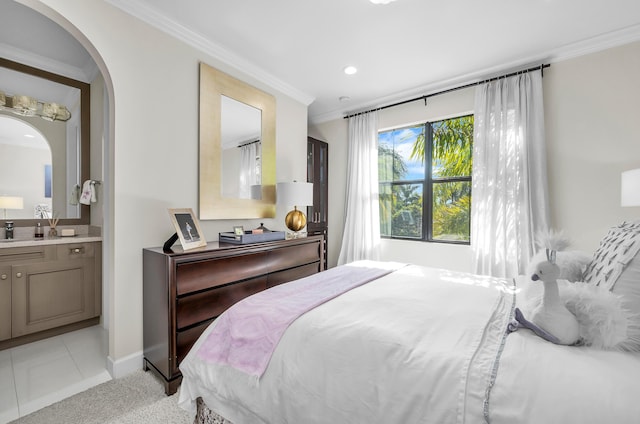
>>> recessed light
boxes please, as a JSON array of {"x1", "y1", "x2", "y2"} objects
[
  {"x1": 370, "y1": 0, "x2": 398, "y2": 4},
  {"x1": 339, "y1": 96, "x2": 351, "y2": 102},
  {"x1": 343, "y1": 66, "x2": 357, "y2": 75}
]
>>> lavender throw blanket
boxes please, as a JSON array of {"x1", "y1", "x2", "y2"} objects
[{"x1": 196, "y1": 260, "x2": 404, "y2": 379}]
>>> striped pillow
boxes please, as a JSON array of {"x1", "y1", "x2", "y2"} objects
[
  {"x1": 583, "y1": 221, "x2": 640, "y2": 351},
  {"x1": 583, "y1": 221, "x2": 640, "y2": 290}
]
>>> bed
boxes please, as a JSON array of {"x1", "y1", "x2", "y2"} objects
[{"x1": 178, "y1": 222, "x2": 640, "y2": 424}]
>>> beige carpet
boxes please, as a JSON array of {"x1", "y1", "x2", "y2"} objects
[{"x1": 9, "y1": 371, "x2": 193, "y2": 424}]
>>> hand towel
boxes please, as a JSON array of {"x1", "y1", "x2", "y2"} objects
[
  {"x1": 79, "y1": 180, "x2": 94, "y2": 205},
  {"x1": 70, "y1": 184, "x2": 80, "y2": 205}
]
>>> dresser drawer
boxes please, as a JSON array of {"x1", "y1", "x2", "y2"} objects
[
  {"x1": 176, "y1": 320, "x2": 212, "y2": 369},
  {"x1": 267, "y1": 262, "x2": 320, "y2": 288},
  {"x1": 268, "y1": 242, "x2": 320, "y2": 273},
  {"x1": 176, "y1": 276, "x2": 267, "y2": 329},
  {"x1": 176, "y1": 252, "x2": 269, "y2": 295},
  {"x1": 143, "y1": 235, "x2": 325, "y2": 395}
]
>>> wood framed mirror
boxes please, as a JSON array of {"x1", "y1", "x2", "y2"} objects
[
  {"x1": 199, "y1": 63, "x2": 276, "y2": 219},
  {"x1": 0, "y1": 57, "x2": 90, "y2": 227}
]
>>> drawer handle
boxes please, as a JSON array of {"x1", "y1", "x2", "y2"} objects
[
  {"x1": 15, "y1": 272, "x2": 22, "y2": 278},
  {"x1": 1, "y1": 274, "x2": 6, "y2": 280},
  {"x1": 70, "y1": 247, "x2": 84, "y2": 254}
]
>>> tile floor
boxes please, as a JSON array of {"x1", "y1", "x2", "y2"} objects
[{"x1": 0, "y1": 325, "x2": 111, "y2": 423}]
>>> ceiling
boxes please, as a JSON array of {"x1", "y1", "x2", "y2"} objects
[{"x1": 3, "y1": 0, "x2": 640, "y2": 124}]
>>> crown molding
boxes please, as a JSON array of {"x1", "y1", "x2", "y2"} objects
[
  {"x1": 311, "y1": 23, "x2": 640, "y2": 124},
  {"x1": 547, "y1": 22, "x2": 640, "y2": 63},
  {"x1": 0, "y1": 42, "x2": 94, "y2": 83},
  {"x1": 105, "y1": 0, "x2": 314, "y2": 106}
]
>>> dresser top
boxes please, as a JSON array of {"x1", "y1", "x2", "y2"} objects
[{"x1": 144, "y1": 235, "x2": 323, "y2": 257}]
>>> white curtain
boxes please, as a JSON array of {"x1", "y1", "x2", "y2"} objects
[
  {"x1": 337, "y1": 111, "x2": 381, "y2": 265},
  {"x1": 471, "y1": 71, "x2": 549, "y2": 278},
  {"x1": 239, "y1": 142, "x2": 261, "y2": 199}
]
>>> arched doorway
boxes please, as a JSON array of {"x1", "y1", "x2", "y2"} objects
[{"x1": 0, "y1": 1, "x2": 115, "y2": 419}]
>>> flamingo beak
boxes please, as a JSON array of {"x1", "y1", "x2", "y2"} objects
[{"x1": 531, "y1": 273, "x2": 540, "y2": 281}]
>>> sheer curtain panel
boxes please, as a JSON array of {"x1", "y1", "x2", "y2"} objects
[
  {"x1": 338, "y1": 111, "x2": 381, "y2": 265},
  {"x1": 239, "y1": 142, "x2": 261, "y2": 199},
  {"x1": 471, "y1": 71, "x2": 549, "y2": 278}
]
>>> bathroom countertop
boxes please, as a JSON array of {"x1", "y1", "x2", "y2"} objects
[{"x1": 0, "y1": 235, "x2": 102, "y2": 249}]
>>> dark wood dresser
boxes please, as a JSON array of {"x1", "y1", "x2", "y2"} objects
[{"x1": 142, "y1": 235, "x2": 324, "y2": 395}]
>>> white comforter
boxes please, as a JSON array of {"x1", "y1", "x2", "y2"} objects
[{"x1": 178, "y1": 263, "x2": 640, "y2": 424}]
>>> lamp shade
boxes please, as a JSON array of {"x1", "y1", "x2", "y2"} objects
[
  {"x1": 276, "y1": 182, "x2": 313, "y2": 207},
  {"x1": 0, "y1": 196, "x2": 24, "y2": 210},
  {"x1": 621, "y1": 168, "x2": 640, "y2": 207}
]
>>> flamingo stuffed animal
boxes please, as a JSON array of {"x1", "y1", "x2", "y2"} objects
[{"x1": 512, "y1": 249, "x2": 581, "y2": 346}]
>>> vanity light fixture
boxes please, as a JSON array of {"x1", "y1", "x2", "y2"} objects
[
  {"x1": 0, "y1": 90, "x2": 71, "y2": 122},
  {"x1": 41, "y1": 102, "x2": 71, "y2": 121},
  {"x1": 11, "y1": 95, "x2": 38, "y2": 117}
]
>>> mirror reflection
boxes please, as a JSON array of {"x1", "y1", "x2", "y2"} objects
[
  {"x1": 221, "y1": 95, "x2": 262, "y2": 200},
  {"x1": 0, "y1": 64, "x2": 82, "y2": 220}
]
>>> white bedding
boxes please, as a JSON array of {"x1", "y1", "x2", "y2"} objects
[{"x1": 178, "y1": 263, "x2": 640, "y2": 424}]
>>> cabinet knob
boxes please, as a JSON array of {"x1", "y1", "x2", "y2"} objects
[
  {"x1": 15, "y1": 272, "x2": 22, "y2": 278},
  {"x1": 1, "y1": 274, "x2": 6, "y2": 280}
]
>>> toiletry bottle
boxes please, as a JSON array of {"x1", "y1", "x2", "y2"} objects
[
  {"x1": 4, "y1": 221, "x2": 13, "y2": 240},
  {"x1": 35, "y1": 222, "x2": 44, "y2": 238}
]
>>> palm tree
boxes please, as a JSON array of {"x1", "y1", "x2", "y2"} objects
[
  {"x1": 410, "y1": 116, "x2": 473, "y2": 174},
  {"x1": 410, "y1": 116, "x2": 473, "y2": 240},
  {"x1": 378, "y1": 143, "x2": 409, "y2": 234}
]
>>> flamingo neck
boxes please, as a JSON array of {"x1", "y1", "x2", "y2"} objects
[{"x1": 541, "y1": 280, "x2": 561, "y2": 306}]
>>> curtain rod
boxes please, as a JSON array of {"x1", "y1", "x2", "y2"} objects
[
  {"x1": 237, "y1": 139, "x2": 260, "y2": 148},
  {"x1": 343, "y1": 63, "x2": 550, "y2": 120}
]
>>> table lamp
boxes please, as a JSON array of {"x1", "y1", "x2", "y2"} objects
[
  {"x1": 621, "y1": 168, "x2": 640, "y2": 207},
  {"x1": 276, "y1": 182, "x2": 313, "y2": 235},
  {"x1": 0, "y1": 196, "x2": 24, "y2": 219}
]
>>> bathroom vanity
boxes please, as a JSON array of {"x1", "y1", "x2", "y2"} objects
[{"x1": 0, "y1": 236, "x2": 102, "y2": 349}]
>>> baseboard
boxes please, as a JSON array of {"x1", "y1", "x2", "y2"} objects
[{"x1": 107, "y1": 350, "x2": 144, "y2": 378}]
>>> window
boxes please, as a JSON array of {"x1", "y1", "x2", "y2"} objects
[{"x1": 378, "y1": 115, "x2": 473, "y2": 243}]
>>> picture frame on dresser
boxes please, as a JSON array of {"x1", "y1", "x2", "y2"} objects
[{"x1": 168, "y1": 208, "x2": 206, "y2": 250}]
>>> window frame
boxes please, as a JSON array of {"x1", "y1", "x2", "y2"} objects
[{"x1": 378, "y1": 114, "x2": 473, "y2": 245}]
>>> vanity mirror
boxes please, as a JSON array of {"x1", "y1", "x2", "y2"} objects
[
  {"x1": 0, "y1": 57, "x2": 90, "y2": 226},
  {"x1": 199, "y1": 63, "x2": 276, "y2": 219}
]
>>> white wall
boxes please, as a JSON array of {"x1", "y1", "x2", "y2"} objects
[
  {"x1": 28, "y1": 0, "x2": 309, "y2": 375},
  {"x1": 310, "y1": 41, "x2": 640, "y2": 272},
  {"x1": 544, "y1": 42, "x2": 640, "y2": 250},
  {"x1": 90, "y1": 71, "x2": 105, "y2": 226}
]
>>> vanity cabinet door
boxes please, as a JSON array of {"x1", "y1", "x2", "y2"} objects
[
  {"x1": 0, "y1": 266, "x2": 10, "y2": 341},
  {"x1": 11, "y1": 258, "x2": 96, "y2": 337}
]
